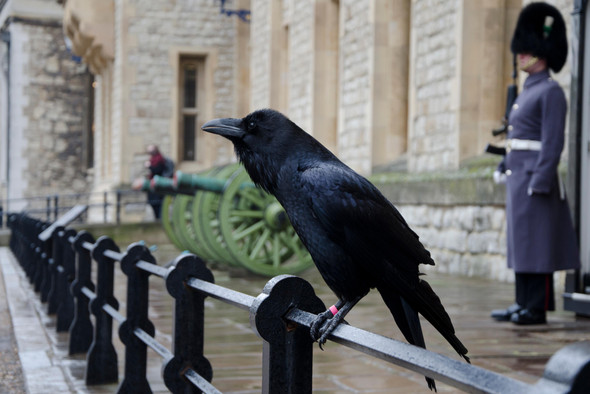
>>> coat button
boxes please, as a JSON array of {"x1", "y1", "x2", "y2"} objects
[
  {"x1": 506, "y1": 169, "x2": 512, "y2": 176},
  {"x1": 512, "y1": 104, "x2": 519, "y2": 110},
  {"x1": 508, "y1": 125, "x2": 513, "y2": 131}
]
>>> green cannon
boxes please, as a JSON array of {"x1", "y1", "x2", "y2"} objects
[{"x1": 141, "y1": 164, "x2": 313, "y2": 276}]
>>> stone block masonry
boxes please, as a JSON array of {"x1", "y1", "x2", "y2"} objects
[
  {"x1": 7, "y1": 20, "x2": 91, "y2": 202},
  {"x1": 338, "y1": 0, "x2": 372, "y2": 174},
  {"x1": 399, "y1": 204, "x2": 511, "y2": 283},
  {"x1": 409, "y1": 0, "x2": 459, "y2": 173}
]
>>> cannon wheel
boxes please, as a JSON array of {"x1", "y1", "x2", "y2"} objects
[
  {"x1": 217, "y1": 167, "x2": 313, "y2": 276},
  {"x1": 160, "y1": 195, "x2": 185, "y2": 251},
  {"x1": 171, "y1": 194, "x2": 217, "y2": 259},
  {"x1": 193, "y1": 164, "x2": 242, "y2": 265}
]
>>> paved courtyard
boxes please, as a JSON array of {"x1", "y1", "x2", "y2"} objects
[{"x1": 1, "y1": 243, "x2": 589, "y2": 393}]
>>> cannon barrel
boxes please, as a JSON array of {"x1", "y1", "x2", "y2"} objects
[
  {"x1": 142, "y1": 171, "x2": 255, "y2": 195},
  {"x1": 148, "y1": 176, "x2": 196, "y2": 196},
  {"x1": 136, "y1": 176, "x2": 196, "y2": 196},
  {"x1": 140, "y1": 164, "x2": 313, "y2": 276},
  {"x1": 174, "y1": 171, "x2": 229, "y2": 193}
]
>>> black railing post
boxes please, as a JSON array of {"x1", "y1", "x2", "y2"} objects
[
  {"x1": 40, "y1": 225, "x2": 59, "y2": 304},
  {"x1": 7, "y1": 214, "x2": 16, "y2": 251},
  {"x1": 534, "y1": 341, "x2": 590, "y2": 393},
  {"x1": 8, "y1": 214, "x2": 23, "y2": 261},
  {"x1": 19, "y1": 216, "x2": 35, "y2": 279},
  {"x1": 103, "y1": 191, "x2": 108, "y2": 223},
  {"x1": 54, "y1": 194, "x2": 59, "y2": 221},
  {"x1": 116, "y1": 190, "x2": 122, "y2": 224},
  {"x1": 26, "y1": 221, "x2": 44, "y2": 280},
  {"x1": 47, "y1": 226, "x2": 65, "y2": 314},
  {"x1": 162, "y1": 254, "x2": 214, "y2": 393},
  {"x1": 86, "y1": 236, "x2": 119, "y2": 385},
  {"x1": 117, "y1": 242, "x2": 156, "y2": 394},
  {"x1": 30, "y1": 220, "x2": 44, "y2": 277},
  {"x1": 34, "y1": 234, "x2": 49, "y2": 294},
  {"x1": 250, "y1": 275, "x2": 326, "y2": 394},
  {"x1": 56, "y1": 228, "x2": 77, "y2": 332},
  {"x1": 69, "y1": 231, "x2": 95, "y2": 355},
  {"x1": 46, "y1": 196, "x2": 51, "y2": 221}
]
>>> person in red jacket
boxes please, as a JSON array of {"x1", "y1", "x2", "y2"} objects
[
  {"x1": 145, "y1": 145, "x2": 166, "y2": 219},
  {"x1": 131, "y1": 144, "x2": 174, "y2": 219}
]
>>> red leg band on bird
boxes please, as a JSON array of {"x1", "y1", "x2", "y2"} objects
[{"x1": 329, "y1": 305, "x2": 339, "y2": 316}]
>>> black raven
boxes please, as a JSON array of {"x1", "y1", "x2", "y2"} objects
[{"x1": 202, "y1": 109, "x2": 469, "y2": 390}]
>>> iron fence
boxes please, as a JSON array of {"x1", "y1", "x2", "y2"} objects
[
  {"x1": 0, "y1": 190, "x2": 155, "y2": 228},
  {"x1": 6, "y1": 212, "x2": 590, "y2": 393}
]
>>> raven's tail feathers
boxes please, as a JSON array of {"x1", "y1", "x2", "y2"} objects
[
  {"x1": 378, "y1": 288, "x2": 437, "y2": 391},
  {"x1": 380, "y1": 275, "x2": 470, "y2": 363},
  {"x1": 413, "y1": 279, "x2": 470, "y2": 363}
]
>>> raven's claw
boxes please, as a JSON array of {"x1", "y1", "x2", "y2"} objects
[
  {"x1": 310, "y1": 309, "x2": 348, "y2": 350},
  {"x1": 310, "y1": 309, "x2": 333, "y2": 348}
]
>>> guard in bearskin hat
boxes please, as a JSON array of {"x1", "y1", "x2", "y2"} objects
[{"x1": 491, "y1": 2, "x2": 580, "y2": 325}]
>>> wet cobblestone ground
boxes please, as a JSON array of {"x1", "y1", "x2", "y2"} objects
[
  {"x1": 2, "y1": 244, "x2": 590, "y2": 393},
  {"x1": 0, "y1": 253, "x2": 26, "y2": 394}
]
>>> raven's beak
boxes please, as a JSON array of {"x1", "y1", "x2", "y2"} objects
[{"x1": 201, "y1": 118, "x2": 244, "y2": 138}]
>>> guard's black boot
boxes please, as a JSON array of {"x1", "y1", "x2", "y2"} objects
[
  {"x1": 510, "y1": 308, "x2": 546, "y2": 325},
  {"x1": 491, "y1": 303, "x2": 522, "y2": 321}
]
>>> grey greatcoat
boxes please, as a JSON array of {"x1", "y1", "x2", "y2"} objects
[{"x1": 504, "y1": 70, "x2": 580, "y2": 273}]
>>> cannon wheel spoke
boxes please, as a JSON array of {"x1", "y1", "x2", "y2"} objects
[
  {"x1": 218, "y1": 167, "x2": 314, "y2": 276},
  {"x1": 161, "y1": 195, "x2": 184, "y2": 250},
  {"x1": 193, "y1": 164, "x2": 242, "y2": 265}
]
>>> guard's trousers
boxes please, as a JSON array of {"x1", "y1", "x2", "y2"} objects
[{"x1": 515, "y1": 272, "x2": 555, "y2": 311}]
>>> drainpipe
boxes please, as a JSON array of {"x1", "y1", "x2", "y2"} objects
[
  {"x1": 566, "y1": 0, "x2": 588, "y2": 298},
  {"x1": 1, "y1": 30, "x2": 9, "y2": 213}
]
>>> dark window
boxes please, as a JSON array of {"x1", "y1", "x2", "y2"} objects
[
  {"x1": 179, "y1": 57, "x2": 204, "y2": 162},
  {"x1": 183, "y1": 115, "x2": 196, "y2": 161}
]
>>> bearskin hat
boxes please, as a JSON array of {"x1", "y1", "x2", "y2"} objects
[{"x1": 511, "y1": 2, "x2": 568, "y2": 72}]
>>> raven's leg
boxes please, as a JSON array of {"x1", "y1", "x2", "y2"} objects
[
  {"x1": 310, "y1": 296, "x2": 363, "y2": 348},
  {"x1": 310, "y1": 299, "x2": 345, "y2": 343}
]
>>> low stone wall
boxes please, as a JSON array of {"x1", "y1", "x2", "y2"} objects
[
  {"x1": 373, "y1": 163, "x2": 571, "y2": 293},
  {"x1": 399, "y1": 204, "x2": 510, "y2": 282},
  {"x1": 372, "y1": 164, "x2": 511, "y2": 282}
]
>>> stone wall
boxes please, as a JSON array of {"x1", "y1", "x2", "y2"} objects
[
  {"x1": 338, "y1": 0, "x2": 373, "y2": 174},
  {"x1": 408, "y1": 0, "x2": 459, "y2": 172},
  {"x1": 288, "y1": 0, "x2": 314, "y2": 132},
  {"x1": 250, "y1": 0, "x2": 272, "y2": 110},
  {"x1": 400, "y1": 204, "x2": 510, "y2": 281},
  {"x1": 5, "y1": 20, "x2": 91, "y2": 206},
  {"x1": 243, "y1": 0, "x2": 575, "y2": 176},
  {"x1": 99, "y1": 0, "x2": 239, "y2": 185},
  {"x1": 373, "y1": 167, "x2": 572, "y2": 290},
  {"x1": 373, "y1": 166, "x2": 510, "y2": 280}
]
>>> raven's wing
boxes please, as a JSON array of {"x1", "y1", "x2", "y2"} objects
[
  {"x1": 299, "y1": 164, "x2": 469, "y2": 361},
  {"x1": 299, "y1": 163, "x2": 434, "y2": 274}
]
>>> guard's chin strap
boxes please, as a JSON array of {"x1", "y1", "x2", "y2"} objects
[
  {"x1": 512, "y1": 53, "x2": 518, "y2": 81},
  {"x1": 520, "y1": 55, "x2": 539, "y2": 71}
]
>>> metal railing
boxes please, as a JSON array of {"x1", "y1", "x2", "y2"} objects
[
  {"x1": 6, "y1": 213, "x2": 590, "y2": 393},
  {"x1": 0, "y1": 190, "x2": 155, "y2": 228}
]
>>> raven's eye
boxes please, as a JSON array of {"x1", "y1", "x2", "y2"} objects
[{"x1": 247, "y1": 120, "x2": 256, "y2": 130}]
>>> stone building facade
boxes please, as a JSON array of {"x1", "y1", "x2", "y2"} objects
[
  {"x1": 61, "y1": 0, "x2": 574, "y2": 186},
  {"x1": 240, "y1": 0, "x2": 574, "y2": 285},
  {"x1": 2, "y1": 0, "x2": 577, "y2": 285},
  {"x1": 0, "y1": 0, "x2": 92, "y2": 212},
  {"x1": 62, "y1": 0, "x2": 248, "y2": 202}
]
